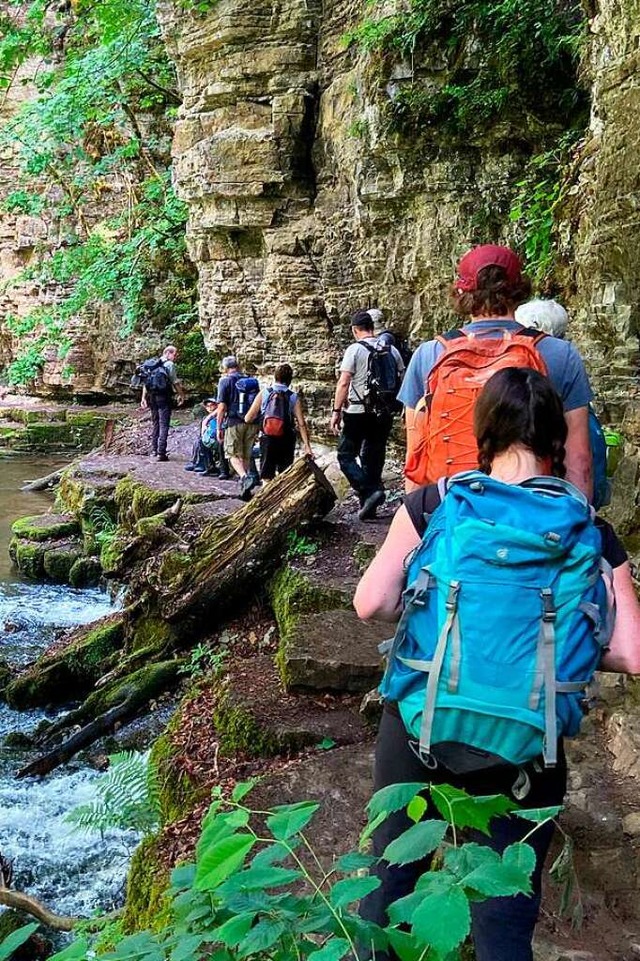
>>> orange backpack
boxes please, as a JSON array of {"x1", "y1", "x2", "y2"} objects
[{"x1": 404, "y1": 327, "x2": 547, "y2": 486}]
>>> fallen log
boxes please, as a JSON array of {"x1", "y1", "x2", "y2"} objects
[
  {"x1": 0, "y1": 887, "x2": 78, "y2": 931},
  {"x1": 21, "y1": 468, "x2": 65, "y2": 492},
  {"x1": 146, "y1": 455, "x2": 336, "y2": 626}
]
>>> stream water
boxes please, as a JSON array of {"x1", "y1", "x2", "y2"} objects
[{"x1": 0, "y1": 457, "x2": 139, "y2": 918}]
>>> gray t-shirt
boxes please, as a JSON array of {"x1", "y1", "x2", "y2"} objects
[
  {"x1": 397, "y1": 320, "x2": 592, "y2": 412},
  {"x1": 340, "y1": 338, "x2": 405, "y2": 414}
]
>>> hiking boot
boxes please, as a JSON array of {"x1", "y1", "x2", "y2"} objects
[
  {"x1": 239, "y1": 474, "x2": 255, "y2": 501},
  {"x1": 358, "y1": 489, "x2": 385, "y2": 521},
  {"x1": 184, "y1": 464, "x2": 196, "y2": 472},
  {"x1": 218, "y1": 471, "x2": 231, "y2": 480},
  {"x1": 157, "y1": 454, "x2": 169, "y2": 462}
]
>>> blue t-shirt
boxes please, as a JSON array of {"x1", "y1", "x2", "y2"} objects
[{"x1": 397, "y1": 320, "x2": 593, "y2": 412}]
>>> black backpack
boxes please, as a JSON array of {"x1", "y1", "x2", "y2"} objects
[
  {"x1": 360, "y1": 340, "x2": 402, "y2": 416},
  {"x1": 131, "y1": 358, "x2": 171, "y2": 393},
  {"x1": 231, "y1": 375, "x2": 260, "y2": 418}
]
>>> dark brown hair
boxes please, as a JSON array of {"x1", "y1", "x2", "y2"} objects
[
  {"x1": 275, "y1": 363, "x2": 293, "y2": 386},
  {"x1": 450, "y1": 264, "x2": 532, "y2": 318},
  {"x1": 473, "y1": 367, "x2": 567, "y2": 477}
]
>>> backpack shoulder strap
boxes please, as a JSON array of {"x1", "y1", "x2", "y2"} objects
[
  {"x1": 516, "y1": 327, "x2": 548, "y2": 346},
  {"x1": 436, "y1": 329, "x2": 466, "y2": 347}
]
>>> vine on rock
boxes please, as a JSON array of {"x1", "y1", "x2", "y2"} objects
[{"x1": 0, "y1": 0, "x2": 199, "y2": 387}]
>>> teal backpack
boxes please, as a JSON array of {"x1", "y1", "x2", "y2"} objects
[{"x1": 380, "y1": 472, "x2": 614, "y2": 772}]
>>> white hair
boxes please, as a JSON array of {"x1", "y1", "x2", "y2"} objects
[
  {"x1": 162, "y1": 345, "x2": 177, "y2": 358},
  {"x1": 515, "y1": 299, "x2": 569, "y2": 338}
]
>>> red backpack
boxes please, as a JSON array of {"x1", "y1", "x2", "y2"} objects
[
  {"x1": 404, "y1": 327, "x2": 547, "y2": 485},
  {"x1": 263, "y1": 388, "x2": 293, "y2": 437}
]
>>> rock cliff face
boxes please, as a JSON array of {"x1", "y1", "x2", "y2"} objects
[{"x1": 157, "y1": 0, "x2": 533, "y2": 416}]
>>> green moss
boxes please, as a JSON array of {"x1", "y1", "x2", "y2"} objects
[
  {"x1": 151, "y1": 728, "x2": 203, "y2": 823},
  {"x1": 115, "y1": 477, "x2": 181, "y2": 524},
  {"x1": 11, "y1": 512, "x2": 80, "y2": 541},
  {"x1": 130, "y1": 616, "x2": 175, "y2": 655},
  {"x1": 100, "y1": 531, "x2": 131, "y2": 575},
  {"x1": 80, "y1": 659, "x2": 182, "y2": 718},
  {"x1": 13, "y1": 540, "x2": 46, "y2": 578},
  {"x1": 5, "y1": 614, "x2": 125, "y2": 709},
  {"x1": 268, "y1": 565, "x2": 352, "y2": 642},
  {"x1": 43, "y1": 542, "x2": 84, "y2": 582},
  {"x1": 65, "y1": 410, "x2": 107, "y2": 427},
  {"x1": 352, "y1": 541, "x2": 377, "y2": 574},
  {"x1": 122, "y1": 835, "x2": 171, "y2": 934},
  {"x1": 69, "y1": 555, "x2": 102, "y2": 587},
  {"x1": 212, "y1": 678, "x2": 280, "y2": 757}
]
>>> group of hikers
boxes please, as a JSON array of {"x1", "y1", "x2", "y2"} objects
[{"x1": 134, "y1": 243, "x2": 640, "y2": 959}]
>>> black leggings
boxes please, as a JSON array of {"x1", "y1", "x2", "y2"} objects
[{"x1": 359, "y1": 706, "x2": 567, "y2": 961}]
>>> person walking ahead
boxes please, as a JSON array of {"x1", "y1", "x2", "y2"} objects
[
  {"x1": 141, "y1": 344, "x2": 185, "y2": 461},
  {"x1": 331, "y1": 310, "x2": 405, "y2": 521},
  {"x1": 245, "y1": 363, "x2": 313, "y2": 480},
  {"x1": 216, "y1": 356, "x2": 260, "y2": 500}
]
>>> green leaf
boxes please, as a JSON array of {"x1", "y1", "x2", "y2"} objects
[
  {"x1": 42, "y1": 936, "x2": 87, "y2": 961},
  {"x1": 307, "y1": 939, "x2": 351, "y2": 961},
  {"x1": 367, "y1": 783, "x2": 427, "y2": 821},
  {"x1": 513, "y1": 805, "x2": 563, "y2": 822},
  {"x1": 215, "y1": 913, "x2": 255, "y2": 948},
  {"x1": 0, "y1": 924, "x2": 39, "y2": 961},
  {"x1": 232, "y1": 779, "x2": 260, "y2": 803},
  {"x1": 385, "y1": 929, "x2": 424, "y2": 961},
  {"x1": 334, "y1": 851, "x2": 377, "y2": 872},
  {"x1": 329, "y1": 875, "x2": 381, "y2": 908},
  {"x1": 267, "y1": 801, "x2": 320, "y2": 840},
  {"x1": 196, "y1": 809, "x2": 250, "y2": 859},
  {"x1": 219, "y1": 865, "x2": 303, "y2": 892},
  {"x1": 170, "y1": 862, "x2": 196, "y2": 892},
  {"x1": 411, "y1": 885, "x2": 471, "y2": 955},
  {"x1": 444, "y1": 842, "x2": 500, "y2": 879},
  {"x1": 407, "y1": 795, "x2": 427, "y2": 823},
  {"x1": 237, "y1": 918, "x2": 286, "y2": 957},
  {"x1": 318, "y1": 737, "x2": 336, "y2": 750},
  {"x1": 383, "y1": 819, "x2": 447, "y2": 865},
  {"x1": 503, "y1": 842, "x2": 537, "y2": 880},
  {"x1": 359, "y1": 810, "x2": 387, "y2": 850},
  {"x1": 170, "y1": 934, "x2": 205, "y2": 961},
  {"x1": 251, "y1": 840, "x2": 297, "y2": 868},
  {"x1": 387, "y1": 890, "x2": 425, "y2": 926},
  {"x1": 430, "y1": 786, "x2": 514, "y2": 834},
  {"x1": 195, "y1": 834, "x2": 256, "y2": 891}
]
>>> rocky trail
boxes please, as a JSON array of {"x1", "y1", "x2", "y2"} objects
[{"x1": 2, "y1": 409, "x2": 640, "y2": 959}]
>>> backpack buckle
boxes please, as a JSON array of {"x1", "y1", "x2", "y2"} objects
[
  {"x1": 540, "y1": 588, "x2": 556, "y2": 622},
  {"x1": 446, "y1": 581, "x2": 460, "y2": 611}
]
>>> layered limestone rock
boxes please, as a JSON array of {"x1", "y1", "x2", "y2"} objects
[{"x1": 157, "y1": 0, "x2": 533, "y2": 420}]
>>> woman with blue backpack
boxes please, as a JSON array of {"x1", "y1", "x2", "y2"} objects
[{"x1": 354, "y1": 367, "x2": 640, "y2": 961}]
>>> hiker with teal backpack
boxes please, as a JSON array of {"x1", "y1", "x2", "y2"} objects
[{"x1": 354, "y1": 367, "x2": 640, "y2": 961}]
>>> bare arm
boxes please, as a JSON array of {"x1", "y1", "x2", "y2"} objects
[
  {"x1": 564, "y1": 406, "x2": 592, "y2": 501},
  {"x1": 216, "y1": 403, "x2": 227, "y2": 442},
  {"x1": 244, "y1": 393, "x2": 262, "y2": 424},
  {"x1": 141, "y1": 385, "x2": 147, "y2": 409},
  {"x1": 354, "y1": 505, "x2": 421, "y2": 622},
  {"x1": 600, "y1": 562, "x2": 640, "y2": 674},
  {"x1": 293, "y1": 399, "x2": 313, "y2": 456},
  {"x1": 330, "y1": 371, "x2": 351, "y2": 435}
]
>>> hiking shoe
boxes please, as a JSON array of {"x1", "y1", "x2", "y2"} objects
[
  {"x1": 239, "y1": 474, "x2": 254, "y2": 501},
  {"x1": 184, "y1": 464, "x2": 196, "y2": 472},
  {"x1": 358, "y1": 489, "x2": 385, "y2": 521},
  {"x1": 218, "y1": 471, "x2": 231, "y2": 480},
  {"x1": 157, "y1": 454, "x2": 169, "y2": 462}
]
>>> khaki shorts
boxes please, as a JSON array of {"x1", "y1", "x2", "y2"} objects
[{"x1": 224, "y1": 422, "x2": 258, "y2": 461}]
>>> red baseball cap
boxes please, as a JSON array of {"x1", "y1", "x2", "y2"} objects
[{"x1": 455, "y1": 244, "x2": 522, "y2": 292}]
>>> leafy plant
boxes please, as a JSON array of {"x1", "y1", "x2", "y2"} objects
[
  {"x1": 26, "y1": 780, "x2": 559, "y2": 961},
  {"x1": 285, "y1": 531, "x2": 319, "y2": 559},
  {"x1": 180, "y1": 641, "x2": 230, "y2": 679},
  {"x1": 65, "y1": 750, "x2": 161, "y2": 836}
]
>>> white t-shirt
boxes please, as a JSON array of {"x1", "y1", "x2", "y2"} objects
[{"x1": 340, "y1": 338, "x2": 405, "y2": 414}]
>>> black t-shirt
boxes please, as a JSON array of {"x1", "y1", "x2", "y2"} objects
[{"x1": 404, "y1": 483, "x2": 628, "y2": 569}]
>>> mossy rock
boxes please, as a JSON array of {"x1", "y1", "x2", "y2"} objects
[
  {"x1": 151, "y1": 726, "x2": 204, "y2": 824},
  {"x1": 80, "y1": 659, "x2": 182, "y2": 719},
  {"x1": 11, "y1": 513, "x2": 80, "y2": 542},
  {"x1": 100, "y1": 531, "x2": 133, "y2": 575},
  {"x1": 130, "y1": 616, "x2": 175, "y2": 655},
  {"x1": 23, "y1": 421, "x2": 76, "y2": 450},
  {"x1": 268, "y1": 565, "x2": 355, "y2": 643},
  {"x1": 213, "y1": 655, "x2": 368, "y2": 758},
  {"x1": 43, "y1": 541, "x2": 84, "y2": 583},
  {"x1": 122, "y1": 835, "x2": 171, "y2": 934},
  {"x1": 0, "y1": 657, "x2": 13, "y2": 697},
  {"x1": 5, "y1": 614, "x2": 125, "y2": 709},
  {"x1": 65, "y1": 410, "x2": 108, "y2": 428},
  {"x1": 69, "y1": 555, "x2": 102, "y2": 587},
  {"x1": 115, "y1": 478, "x2": 181, "y2": 525},
  {"x1": 12, "y1": 540, "x2": 46, "y2": 579}
]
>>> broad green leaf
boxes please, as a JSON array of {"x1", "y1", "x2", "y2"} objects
[
  {"x1": 513, "y1": 805, "x2": 562, "y2": 823},
  {"x1": 237, "y1": 918, "x2": 286, "y2": 957},
  {"x1": 218, "y1": 865, "x2": 303, "y2": 892},
  {"x1": 411, "y1": 885, "x2": 471, "y2": 955},
  {"x1": 215, "y1": 913, "x2": 255, "y2": 948},
  {"x1": 196, "y1": 809, "x2": 250, "y2": 859},
  {"x1": 383, "y1": 819, "x2": 447, "y2": 865},
  {"x1": 430, "y1": 786, "x2": 514, "y2": 834},
  {"x1": 267, "y1": 801, "x2": 320, "y2": 840},
  {"x1": 329, "y1": 875, "x2": 381, "y2": 908},
  {"x1": 359, "y1": 809, "x2": 387, "y2": 850},
  {"x1": 503, "y1": 842, "x2": 537, "y2": 879},
  {"x1": 170, "y1": 862, "x2": 197, "y2": 892},
  {"x1": 387, "y1": 890, "x2": 425, "y2": 926},
  {"x1": 170, "y1": 934, "x2": 205, "y2": 961},
  {"x1": 386, "y1": 928, "x2": 424, "y2": 961},
  {"x1": 250, "y1": 839, "x2": 298, "y2": 868},
  {"x1": 367, "y1": 783, "x2": 427, "y2": 820},
  {"x1": 195, "y1": 834, "x2": 256, "y2": 891},
  {"x1": 444, "y1": 841, "x2": 500, "y2": 879},
  {"x1": 339, "y1": 914, "x2": 388, "y2": 951},
  {"x1": 462, "y1": 860, "x2": 531, "y2": 898},
  {"x1": 334, "y1": 851, "x2": 377, "y2": 872},
  {"x1": 407, "y1": 795, "x2": 427, "y2": 823},
  {"x1": 232, "y1": 778, "x2": 260, "y2": 803},
  {"x1": 307, "y1": 938, "x2": 350, "y2": 961}
]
